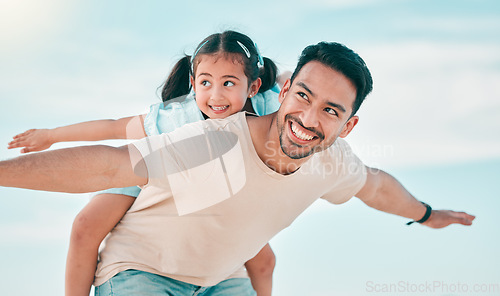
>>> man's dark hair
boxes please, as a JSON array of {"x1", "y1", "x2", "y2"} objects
[{"x1": 290, "y1": 42, "x2": 373, "y2": 116}]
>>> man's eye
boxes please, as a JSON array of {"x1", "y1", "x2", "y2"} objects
[
  {"x1": 298, "y1": 92, "x2": 308, "y2": 101},
  {"x1": 201, "y1": 80, "x2": 211, "y2": 86},
  {"x1": 325, "y1": 107, "x2": 338, "y2": 116},
  {"x1": 224, "y1": 81, "x2": 235, "y2": 87}
]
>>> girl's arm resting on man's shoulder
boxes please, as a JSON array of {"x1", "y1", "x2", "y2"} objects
[
  {"x1": 355, "y1": 166, "x2": 475, "y2": 228},
  {"x1": 8, "y1": 115, "x2": 147, "y2": 153},
  {"x1": 0, "y1": 144, "x2": 148, "y2": 193}
]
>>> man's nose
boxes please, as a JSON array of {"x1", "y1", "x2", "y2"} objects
[{"x1": 299, "y1": 106, "x2": 320, "y2": 128}]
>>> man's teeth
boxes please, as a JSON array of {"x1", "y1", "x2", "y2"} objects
[
  {"x1": 291, "y1": 123, "x2": 314, "y2": 141},
  {"x1": 211, "y1": 105, "x2": 228, "y2": 111}
]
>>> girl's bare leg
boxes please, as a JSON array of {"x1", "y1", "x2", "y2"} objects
[{"x1": 65, "y1": 193, "x2": 135, "y2": 296}]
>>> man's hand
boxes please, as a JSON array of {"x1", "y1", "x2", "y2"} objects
[{"x1": 422, "y1": 210, "x2": 475, "y2": 229}]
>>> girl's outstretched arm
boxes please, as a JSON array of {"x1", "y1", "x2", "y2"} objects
[{"x1": 7, "y1": 115, "x2": 147, "y2": 153}]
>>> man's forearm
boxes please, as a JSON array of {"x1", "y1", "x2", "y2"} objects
[
  {"x1": 0, "y1": 145, "x2": 142, "y2": 193},
  {"x1": 356, "y1": 168, "x2": 427, "y2": 221},
  {"x1": 356, "y1": 167, "x2": 475, "y2": 228}
]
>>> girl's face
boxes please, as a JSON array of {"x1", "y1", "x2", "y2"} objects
[{"x1": 191, "y1": 54, "x2": 261, "y2": 119}]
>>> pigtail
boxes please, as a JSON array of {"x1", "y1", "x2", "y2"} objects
[
  {"x1": 161, "y1": 55, "x2": 192, "y2": 102},
  {"x1": 257, "y1": 57, "x2": 278, "y2": 93}
]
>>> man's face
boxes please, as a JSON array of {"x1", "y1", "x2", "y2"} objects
[{"x1": 276, "y1": 61, "x2": 359, "y2": 159}]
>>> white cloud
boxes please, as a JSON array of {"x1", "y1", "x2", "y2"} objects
[
  {"x1": 306, "y1": 0, "x2": 398, "y2": 9},
  {"x1": 403, "y1": 16, "x2": 500, "y2": 34},
  {"x1": 349, "y1": 41, "x2": 500, "y2": 168}
]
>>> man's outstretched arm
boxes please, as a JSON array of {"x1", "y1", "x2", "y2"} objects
[
  {"x1": 355, "y1": 167, "x2": 475, "y2": 228},
  {"x1": 0, "y1": 144, "x2": 148, "y2": 193}
]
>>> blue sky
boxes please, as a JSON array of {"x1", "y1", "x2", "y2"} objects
[
  {"x1": 1, "y1": 0, "x2": 499, "y2": 168},
  {"x1": 0, "y1": 0, "x2": 499, "y2": 295}
]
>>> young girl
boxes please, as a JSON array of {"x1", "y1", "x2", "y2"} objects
[{"x1": 8, "y1": 30, "x2": 284, "y2": 296}]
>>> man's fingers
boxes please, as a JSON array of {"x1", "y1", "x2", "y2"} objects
[
  {"x1": 446, "y1": 210, "x2": 475, "y2": 226},
  {"x1": 453, "y1": 211, "x2": 475, "y2": 225},
  {"x1": 424, "y1": 210, "x2": 475, "y2": 228}
]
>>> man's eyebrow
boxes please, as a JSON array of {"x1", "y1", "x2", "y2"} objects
[
  {"x1": 297, "y1": 81, "x2": 314, "y2": 97},
  {"x1": 326, "y1": 101, "x2": 346, "y2": 113},
  {"x1": 297, "y1": 81, "x2": 346, "y2": 113}
]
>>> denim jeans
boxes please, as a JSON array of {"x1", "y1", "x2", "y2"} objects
[{"x1": 95, "y1": 269, "x2": 256, "y2": 296}]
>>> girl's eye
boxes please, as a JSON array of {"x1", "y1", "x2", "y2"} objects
[
  {"x1": 325, "y1": 107, "x2": 338, "y2": 116},
  {"x1": 201, "y1": 80, "x2": 211, "y2": 87},
  {"x1": 224, "y1": 81, "x2": 235, "y2": 87}
]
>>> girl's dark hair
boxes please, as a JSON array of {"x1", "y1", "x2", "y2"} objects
[
  {"x1": 161, "y1": 30, "x2": 277, "y2": 102},
  {"x1": 160, "y1": 56, "x2": 191, "y2": 102}
]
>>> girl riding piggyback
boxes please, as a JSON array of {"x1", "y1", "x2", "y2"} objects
[{"x1": 9, "y1": 30, "x2": 283, "y2": 296}]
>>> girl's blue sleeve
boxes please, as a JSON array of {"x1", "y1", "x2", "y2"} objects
[
  {"x1": 143, "y1": 92, "x2": 204, "y2": 136},
  {"x1": 251, "y1": 85, "x2": 281, "y2": 116},
  {"x1": 94, "y1": 186, "x2": 142, "y2": 198}
]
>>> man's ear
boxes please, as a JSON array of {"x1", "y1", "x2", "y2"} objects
[
  {"x1": 339, "y1": 115, "x2": 359, "y2": 138},
  {"x1": 279, "y1": 79, "x2": 291, "y2": 104},
  {"x1": 249, "y1": 78, "x2": 262, "y2": 97}
]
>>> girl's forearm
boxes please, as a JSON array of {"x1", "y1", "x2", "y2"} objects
[
  {"x1": 51, "y1": 120, "x2": 120, "y2": 142},
  {"x1": 51, "y1": 116, "x2": 145, "y2": 143},
  {"x1": 8, "y1": 116, "x2": 147, "y2": 154}
]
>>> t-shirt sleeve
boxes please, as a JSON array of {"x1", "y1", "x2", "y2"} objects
[
  {"x1": 130, "y1": 133, "x2": 173, "y2": 188},
  {"x1": 320, "y1": 139, "x2": 367, "y2": 204}
]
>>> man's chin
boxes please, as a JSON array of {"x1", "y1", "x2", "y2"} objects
[{"x1": 280, "y1": 145, "x2": 314, "y2": 160}]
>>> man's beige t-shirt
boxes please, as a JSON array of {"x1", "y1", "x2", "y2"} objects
[{"x1": 94, "y1": 112, "x2": 367, "y2": 287}]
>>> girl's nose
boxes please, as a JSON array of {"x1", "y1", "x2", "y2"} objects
[{"x1": 211, "y1": 85, "x2": 224, "y2": 102}]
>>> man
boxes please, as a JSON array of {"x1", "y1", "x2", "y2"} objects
[{"x1": 0, "y1": 42, "x2": 474, "y2": 294}]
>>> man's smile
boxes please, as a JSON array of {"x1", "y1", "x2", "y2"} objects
[{"x1": 286, "y1": 116, "x2": 323, "y2": 147}]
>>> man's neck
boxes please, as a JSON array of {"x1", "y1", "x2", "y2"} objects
[{"x1": 246, "y1": 113, "x2": 310, "y2": 175}]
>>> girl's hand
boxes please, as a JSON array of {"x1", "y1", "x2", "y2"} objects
[{"x1": 7, "y1": 129, "x2": 54, "y2": 153}]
